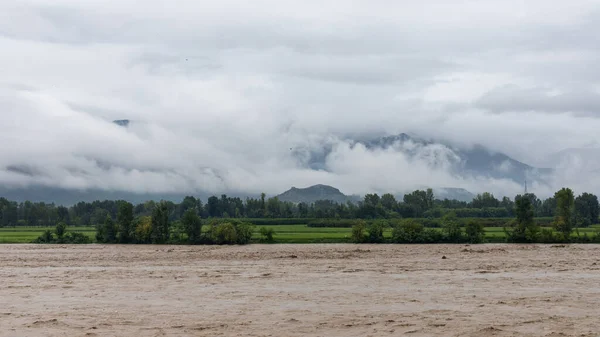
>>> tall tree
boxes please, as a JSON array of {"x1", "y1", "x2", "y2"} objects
[
  {"x1": 471, "y1": 192, "x2": 500, "y2": 208},
  {"x1": 403, "y1": 189, "x2": 433, "y2": 217},
  {"x1": 380, "y1": 193, "x2": 398, "y2": 212},
  {"x1": 117, "y1": 201, "x2": 134, "y2": 243},
  {"x1": 508, "y1": 194, "x2": 538, "y2": 242},
  {"x1": 151, "y1": 202, "x2": 171, "y2": 244},
  {"x1": 56, "y1": 206, "x2": 70, "y2": 224},
  {"x1": 500, "y1": 196, "x2": 515, "y2": 217},
  {"x1": 540, "y1": 197, "x2": 556, "y2": 217},
  {"x1": 574, "y1": 192, "x2": 599, "y2": 227},
  {"x1": 207, "y1": 196, "x2": 220, "y2": 217},
  {"x1": 182, "y1": 208, "x2": 202, "y2": 244},
  {"x1": 554, "y1": 188, "x2": 575, "y2": 239},
  {"x1": 96, "y1": 215, "x2": 117, "y2": 243}
]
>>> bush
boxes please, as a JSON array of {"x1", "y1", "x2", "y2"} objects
[
  {"x1": 367, "y1": 220, "x2": 386, "y2": 243},
  {"x1": 33, "y1": 230, "x2": 55, "y2": 243},
  {"x1": 235, "y1": 222, "x2": 254, "y2": 245},
  {"x1": 63, "y1": 232, "x2": 91, "y2": 244},
  {"x1": 206, "y1": 219, "x2": 254, "y2": 245},
  {"x1": 33, "y1": 226, "x2": 91, "y2": 244},
  {"x1": 442, "y1": 213, "x2": 463, "y2": 243},
  {"x1": 55, "y1": 222, "x2": 67, "y2": 239},
  {"x1": 464, "y1": 220, "x2": 485, "y2": 243},
  {"x1": 259, "y1": 227, "x2": 275, "y2": 243},
  {"x1": 351, "y1": 221, "x2": 367, "y2": 243},
  {"x1": 392, "y1": 220, "x2": 439, "y2": 243},
  {"x1": 210, "y1": 222, "x2": 237, "y2": 244},
  {"x1": 536, "y1": 228, "x2": 554, "y2": 243}
]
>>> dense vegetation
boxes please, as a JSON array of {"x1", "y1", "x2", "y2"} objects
[{"x1": 0, "y1": 187, "x2": 597, "y2": 244}]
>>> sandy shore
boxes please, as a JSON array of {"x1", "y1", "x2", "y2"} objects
[{"x1": 1, "y1": 244, "x2": 599, "y2": 336}]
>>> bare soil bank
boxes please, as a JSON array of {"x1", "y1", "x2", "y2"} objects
[{"x1": 1, "y1": 244, "x2": 599, "y2": 336}]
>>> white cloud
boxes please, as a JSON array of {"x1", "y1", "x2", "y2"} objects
[{"x1": 1, "y1": 0, "x2": 600, "y2": 200}]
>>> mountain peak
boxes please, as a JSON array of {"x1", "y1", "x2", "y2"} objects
[{"x1": 277, "y1": 184, "x2": 352, "y2": 204}]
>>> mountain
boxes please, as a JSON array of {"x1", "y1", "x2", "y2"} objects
[
  {"x1": 276, "y1": 184, "x2": 358, "y2": 204},
  {"x1": 348, "y1": 133, "x2": 551, "y2": 185},
  {"x1": 433, "y1": 187, "x2": 475, "y2": 202}
]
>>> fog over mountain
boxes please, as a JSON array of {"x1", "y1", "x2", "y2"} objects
[{"x1": 2, "y1": 0, "x2": 600, "y2": 202}]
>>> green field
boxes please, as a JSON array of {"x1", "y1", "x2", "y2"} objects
[
  {"x1": 0, "y1": 227, "x2": 96, "y2": 243},
  {"x1": 2, "y1": 224, "x2": 600, "y2": 244}
]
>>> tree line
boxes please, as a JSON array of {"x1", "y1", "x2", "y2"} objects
[
  {"x1": 25, "y1": 187, "x2": 600, "y2": 245},
  {"x1": 1, "y1": 188, "x2": 598, "y2": 228},
  {"x1": 351, "y1": 187, "x2": 600, "y2": 244}
]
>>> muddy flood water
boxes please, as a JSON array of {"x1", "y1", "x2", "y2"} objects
[{"x1": 0, "y1": 244, "x2": 599, "y2": 336}]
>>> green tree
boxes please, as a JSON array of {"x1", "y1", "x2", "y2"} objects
[
  {"x1": 574, "y1": 192, "x2": 599, "y2": 227},
  {"x1": 55, "y1": 222, "x2": 67, "y2": 241},
  {"x1": 442, "y1": 212, "x2": 463, "y2": 243},
  {"x1": 367, "y1": 220, "x2": 386, "y2": 243},
  {"x1": 471, "y1": 192, "x2": 500, "y2": 208},
  {"x1": 266, "y1": 197, "x2": 281, "y2": 218},
  {"x1": 554, "y1": 188, "x2": 575, "y2": 240},
  {"x1": 380, "y1": 193, "x2": 397, "y2": 212},
  {"x1": 133, "y1": 216, "x2": 152, "y2": 243},
  {"x1": 465, "y1": 220, "x2": 485, "y2": 243},
  {"x1": 33, "y1": 230, "x2": 54, "y2": 243},
  {"x1": 402, "y1": 189, "x2": 434, "y2": 217},
  {"x1": 56, "y1": 206, "x2": 70, "y2": 224},
  {"x1": 105, "y1": 216, "x2": 117, "y2": 243},
  {"x1": 151, "y1": 202, "x2": 171, "y2": 244},
  {"x1": 234, "y1": 222, "x2": 254, "y2": 245},
  {"x1": 540, "y1": 197, "x2": 556, "y2": 217},
  {"x1": 96, "y1": 216, "x2": 117, "y2": 243},
  {"x1": 507, "y1": 194, "x2": 538, "y2": 243},
  {"x1": 259, "y1": 227, "x2": 275, "y2": 243},
  {"x1": 351, "y1": 221, "x2": 367, "y2": 243},
  {"x1": 392, "y1": 219, "x2": 437, "y2": 243},
  {"x1": 117, "y1": 201, "x2": 134, "y2": 243},
  {"x1": 182, "y1": 208, "x2": 202, "y2": 244},
  {"x1": 211, "y1": 222, "x2": 237, "y2": 244}
]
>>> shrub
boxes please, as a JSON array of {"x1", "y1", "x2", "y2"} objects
[
  {"x1": 465, "y1": 220, "x2": 485, "y2": 243},
  {"x1": 211, "y1": 222, "x2": 237, "y2": 244},
  {"x1": 351, "y1": 221, "x2": 367, "y2": 243},
  {"x1": 367, "y1": 220, "x2": 386, "y2": 243},
  {"x1": 207, "y1": 220, "x2": 254, "y2": 245},
  {"x1": 55, "y1": 222, "x2": 67, "y2": 239},
  {"x1": 63, "y1": 232, "x2": 91, "y2": 244},
  {"x1": 538, "y1": 228, "x2": 556, "y2": 243},
  {"x1": 259, "y1": 227, "x2": 275, "y2": 243},
  {"x1": 33, "y1": 227, "x2": 91, "y2": 244},
  {"x1": 235, "y1": 222, "x2": 254, "y2": 245},
  {"x1": 392, "y1": 220, "x2": 430, "y2": 243},
  {"x1": 442, "y1": 213, "x2": 463, "y2": 243},
  {"x1": 33, "y1": 230, "x2": 55, "y2": 243}
]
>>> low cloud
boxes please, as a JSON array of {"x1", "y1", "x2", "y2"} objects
[
  {"x1": 1, "y1": 0, "x2": 600, "y2": 200},
  {"x1": 476, "y1": 85, "x2": 600, "y2": 116}
]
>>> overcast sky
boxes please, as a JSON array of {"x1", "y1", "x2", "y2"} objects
[{"x1": 1, "y1": 0, "x2": 600, "y2": 199}]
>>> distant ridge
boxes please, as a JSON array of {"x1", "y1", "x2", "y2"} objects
[{"x1": 276, "y1": 184, "x2": 357, "y2": 204}]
